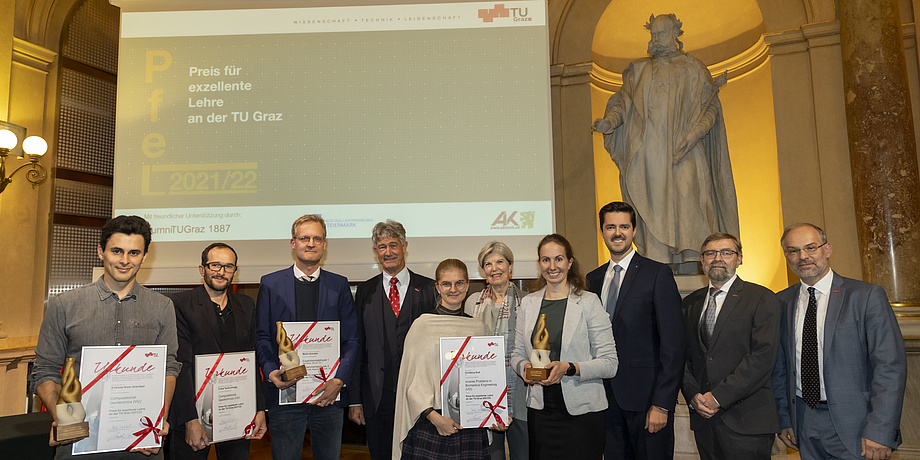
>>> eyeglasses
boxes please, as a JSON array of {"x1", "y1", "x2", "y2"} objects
[
  {"x1": 296, "y1": 235, "x2": 325, "y2": 244},
  {"x1": 783, "y1": 242, "x2": 827, "y2": 257},
  {"x1": 438, "y1": 280, "x2": 468, "y2": 290},
  {"x1": 205, "y1": 262, "x2": 237, "y2": 273},
  {"x1": 701, "y1": 249, "x2": 739, "y2": 260}
]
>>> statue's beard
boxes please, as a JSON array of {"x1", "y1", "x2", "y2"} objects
[{"x1": 648, "y1": 41, "x2": 678, "y2": 57}]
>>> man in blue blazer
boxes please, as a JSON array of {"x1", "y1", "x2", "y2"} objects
[
  {"x1": 587, "y1": 201, "x2": 686, "y2": 460},
  {"x1": 254, "y1": 214, "x2": 358, "y2": 460},
  {"x1": 773, "y1": 223, "x2": 906, "y2": 460}
]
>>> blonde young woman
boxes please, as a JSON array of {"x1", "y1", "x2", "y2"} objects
[
  {"x1": 393, "y1": 259, "x2": 507, "y2": 460},
  {"x1": 511, "y1": 234, "x2": 618, "y2": 459},
  {"x1": 465, "y1": 242, "x2": 528, "y2": 460}
]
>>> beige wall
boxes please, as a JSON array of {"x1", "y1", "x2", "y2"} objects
[{"x1": 0, "y1": 0, "x2": 78, "y2": 417}]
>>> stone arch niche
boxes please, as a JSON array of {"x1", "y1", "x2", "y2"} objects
[{"x1": 587, "y1": 0, "x2": 788, "y2": 292}]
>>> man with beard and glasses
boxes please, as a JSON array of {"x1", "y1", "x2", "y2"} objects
[
  {"x1": 591, "y1": 13, "x2": 739, "y2": 272},
  {"x1": 772, "y1": 223, "x2": 905, "y2": 460},
  {"x1": 586, "y1": 201, "x2": 684, "y2": 460},
  {"x1": 681, "y1": 233, "x2": 780, "y2": 460},
  {"x1": 167, "y1": 243, "x2": 267, "y2": 460}
]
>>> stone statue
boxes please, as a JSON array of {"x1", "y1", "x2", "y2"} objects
[{"x1": 592, "y1": 13, "x2": 740, "y2": 268}]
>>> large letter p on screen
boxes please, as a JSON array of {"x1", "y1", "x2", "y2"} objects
[{"x1": 145, "y1": 50, "x2": 172, "y2": 83}]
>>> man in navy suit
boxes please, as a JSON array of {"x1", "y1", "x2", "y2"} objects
[
  {"x1": 168, "y1": 242, "x2": 267, "y2": 460},
  {"x1": 254, "y1": 214, "x2": 358, "y2": 460},
  {"x1": 773, "y1": 223, "x2": 906, "y2": 460},
  {"x1": 586, "y1": 201, "x2": 685, "y2": 460},
  {"x1": 347, "y1": 220, "x2": 435, "y2": 460}
]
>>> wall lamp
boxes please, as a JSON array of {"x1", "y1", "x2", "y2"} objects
[{"x1": 0, "y1": 121, "x2": 48, "y2": 195}]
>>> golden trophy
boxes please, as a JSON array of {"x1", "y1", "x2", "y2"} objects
[
  {"x1": 54, "y1": 358, "x2": 90, "y2": 442},
  {"x1": 277, "y1": 322, "x2": 307, "y2": 381},
  {"x1": 525, "y1": 314, "x2": 551, "y2": 380}
]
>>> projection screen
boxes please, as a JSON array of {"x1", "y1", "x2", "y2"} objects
[{"x1": 111, "y1": 0, "x2": 555, "y2": 283}]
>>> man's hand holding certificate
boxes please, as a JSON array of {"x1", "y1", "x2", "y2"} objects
[
  {"x1": 72, "y1": 345, "x2": 167, "y2": 455},
  {"x1": 277, "y1": 321, "x2": 341, "y2": 406},
  {"x1": 194, "y1": 351, "x2": 259, "y2": 444}
]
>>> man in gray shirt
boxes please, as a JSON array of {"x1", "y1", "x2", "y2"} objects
[{"x1": 33, "y1": 215, "x2": 181, "y2": 459}]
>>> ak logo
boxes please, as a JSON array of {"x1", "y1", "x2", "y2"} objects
[{"x1": 491, "y1": 211, "x2": 535, "y2": 229}]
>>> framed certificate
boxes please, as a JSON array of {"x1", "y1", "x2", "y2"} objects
[
  {"x1": 72, "y1": 345, "x2": 167, "y2": 455},
  {"x1": 277, "y1": 321, "x2": 340, "y2": 405},
  {"x1": 440, "y1": 336, "x2": 509, "y2": 428},
  {"x1": 194, "y1": 351, "x2": 258, "y2": 443}
]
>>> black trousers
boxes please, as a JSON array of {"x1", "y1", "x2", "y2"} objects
[
  {"x1": 167, "y1": 425, "x2": 250, "y2": 460},
  {"x1": 364, "y1": 390, "x2": 397, "y2": 460},
  {"x1": 528, "y1": 407, "x2": 604, "y2": 460},
  {"x1": 603, "y1": 391, "x2": 674, "y2": 460},
  {"x1": 693, "y1": 414, "x2": 773, "y2": 460}
]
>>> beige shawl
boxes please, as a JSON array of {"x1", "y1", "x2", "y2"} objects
[{"x1": 391, "y1": 313, "x2": 489, "y2": 460}]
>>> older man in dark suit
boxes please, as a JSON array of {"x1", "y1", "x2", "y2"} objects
[
  {"x1": 168, "y1": 242, "x2": 266, "y2": 460},
  {"x1": 681, "y1": 233, "x2": 780, "y2": 460},
  {"x1": 773, "y1": 223, "x2": 906, "y2": 460},
  {"x1": 586, "y1": 201, "x2": 685, "y2": 460},
  {"x1": 347, "y1": 220, "x2": 435, "y2": 460}
]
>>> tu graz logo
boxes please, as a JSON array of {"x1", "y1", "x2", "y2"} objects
[
  {"x1": 478, "y1": 4, "x2": 532, "y2": 23},
  {"x1": 491, "y1": 211, "x2": 535, "y2": 229}
]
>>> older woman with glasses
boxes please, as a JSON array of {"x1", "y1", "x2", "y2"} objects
[
  {"x1": 393, "y1": 259, "x2": 507, "y2": 460},
  {"x1": 465, "y1": 241, "x2": 527, "y2": 460},
  {"x1": 511, "y1": 234, "x2": 618, "y2": 459}
]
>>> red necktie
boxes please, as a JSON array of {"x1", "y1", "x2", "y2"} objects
[{"x1": 389, "y1": 277, "x2": 400, "y2": 317}]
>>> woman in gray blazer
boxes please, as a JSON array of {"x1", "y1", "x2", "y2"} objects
[{"x1": 510, "y1": 234, "x2": 618, "y2": 459}]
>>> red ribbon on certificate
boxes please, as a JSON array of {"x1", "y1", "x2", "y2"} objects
[
  {"x1": 195, "y1": 352, "x2": 224, "y2": 401},
  {"x1": 440, "y1": 336, "x2": 472, "y2": 386},
  {"x1": 81, "y1": 345, "x2": 137, "y2": 394},
  {"x1": 291, "y1": 321, "x2": 319, "y2": 349},
  {"x1": 125, "y1": 407, "x2": 165, "y2": 451},
  {"x1": 478, "y1": 387, "x2": 508, "y2": 428},
  {"x1": 301, "y1": 357, "x2": 341, "y2": 403},
  {"x1": 243, "y1": 412, "x2": 258, "y2": 437}
]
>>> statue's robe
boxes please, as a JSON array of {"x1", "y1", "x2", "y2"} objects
[{"x1": 602, "y1": 52, "x2": 739, "y2": 263}]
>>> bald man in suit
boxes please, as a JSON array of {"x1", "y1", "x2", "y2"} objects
[{"x1": 773, "y1": 223, "x2": 906, "y2": 460}]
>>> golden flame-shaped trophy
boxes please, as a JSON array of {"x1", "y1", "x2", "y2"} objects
[
  {"x1": 54, "y1": 358, "x2": 90, "y2": 442},
  {"x1": 525, "y1": 314, "x2": 551, "y2": 380},
  {"x1": 277, "y1": 322, "x2": 307, "y2": 381}
]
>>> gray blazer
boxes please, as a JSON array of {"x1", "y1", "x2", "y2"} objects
[
  {"x1": 511, "y1": 287, "x2": 618, "y2": 416},
  {"x1": 772, "y1": 272, "x2": 906, "y2": 456}
]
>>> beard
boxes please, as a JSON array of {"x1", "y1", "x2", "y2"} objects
[
  {"x1": 705, "y1": 265, "x2": 732, "y2": 284},
  {"x1": 648, "y1": 41, "x2": 679, "y2": 57}
]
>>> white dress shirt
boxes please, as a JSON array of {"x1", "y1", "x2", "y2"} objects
[
  {"x1": 600, "y1": 249, "x2": 636, "y2": 309},
  {"x1": 293, "y1": 264, "x2": 321, "y2": 281},
  {"x1": 381, "y1": 266, "x2": 409, "y2": 309},
  {"x1": 696, "y1": 274, "x2": 738, "y2": 328},
  {"x1": 794, "y1": 270, "x2": 833, "y2": 400}
]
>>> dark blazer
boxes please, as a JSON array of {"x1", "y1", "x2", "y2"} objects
[
  {"x1": 681, "y1": 277, "x2": 780, "y2": 434},
  {"x1": 254, "y1": 266, "x2": 358, "y2": 409},
  {"x1": 586, "y1": 254, "x2": 685, "y2": 412},
  {"x1": 772, "y1": 272, "x2": 906, "y2": 456},
  {"x1": 169, "y1": 286, "x2": 263, "y2": 428},
  {"x1": 348, "y1": 270, "x2": 435, "y2": 418}
]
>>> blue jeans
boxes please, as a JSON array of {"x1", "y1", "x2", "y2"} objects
[{"x1": 267, "y1": 404, "x2": 343, "y2": 460}]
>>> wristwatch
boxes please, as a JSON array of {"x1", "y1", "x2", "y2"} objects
[{"x1": 565, "y1": 362, "x2": 576, "y2": 376}]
